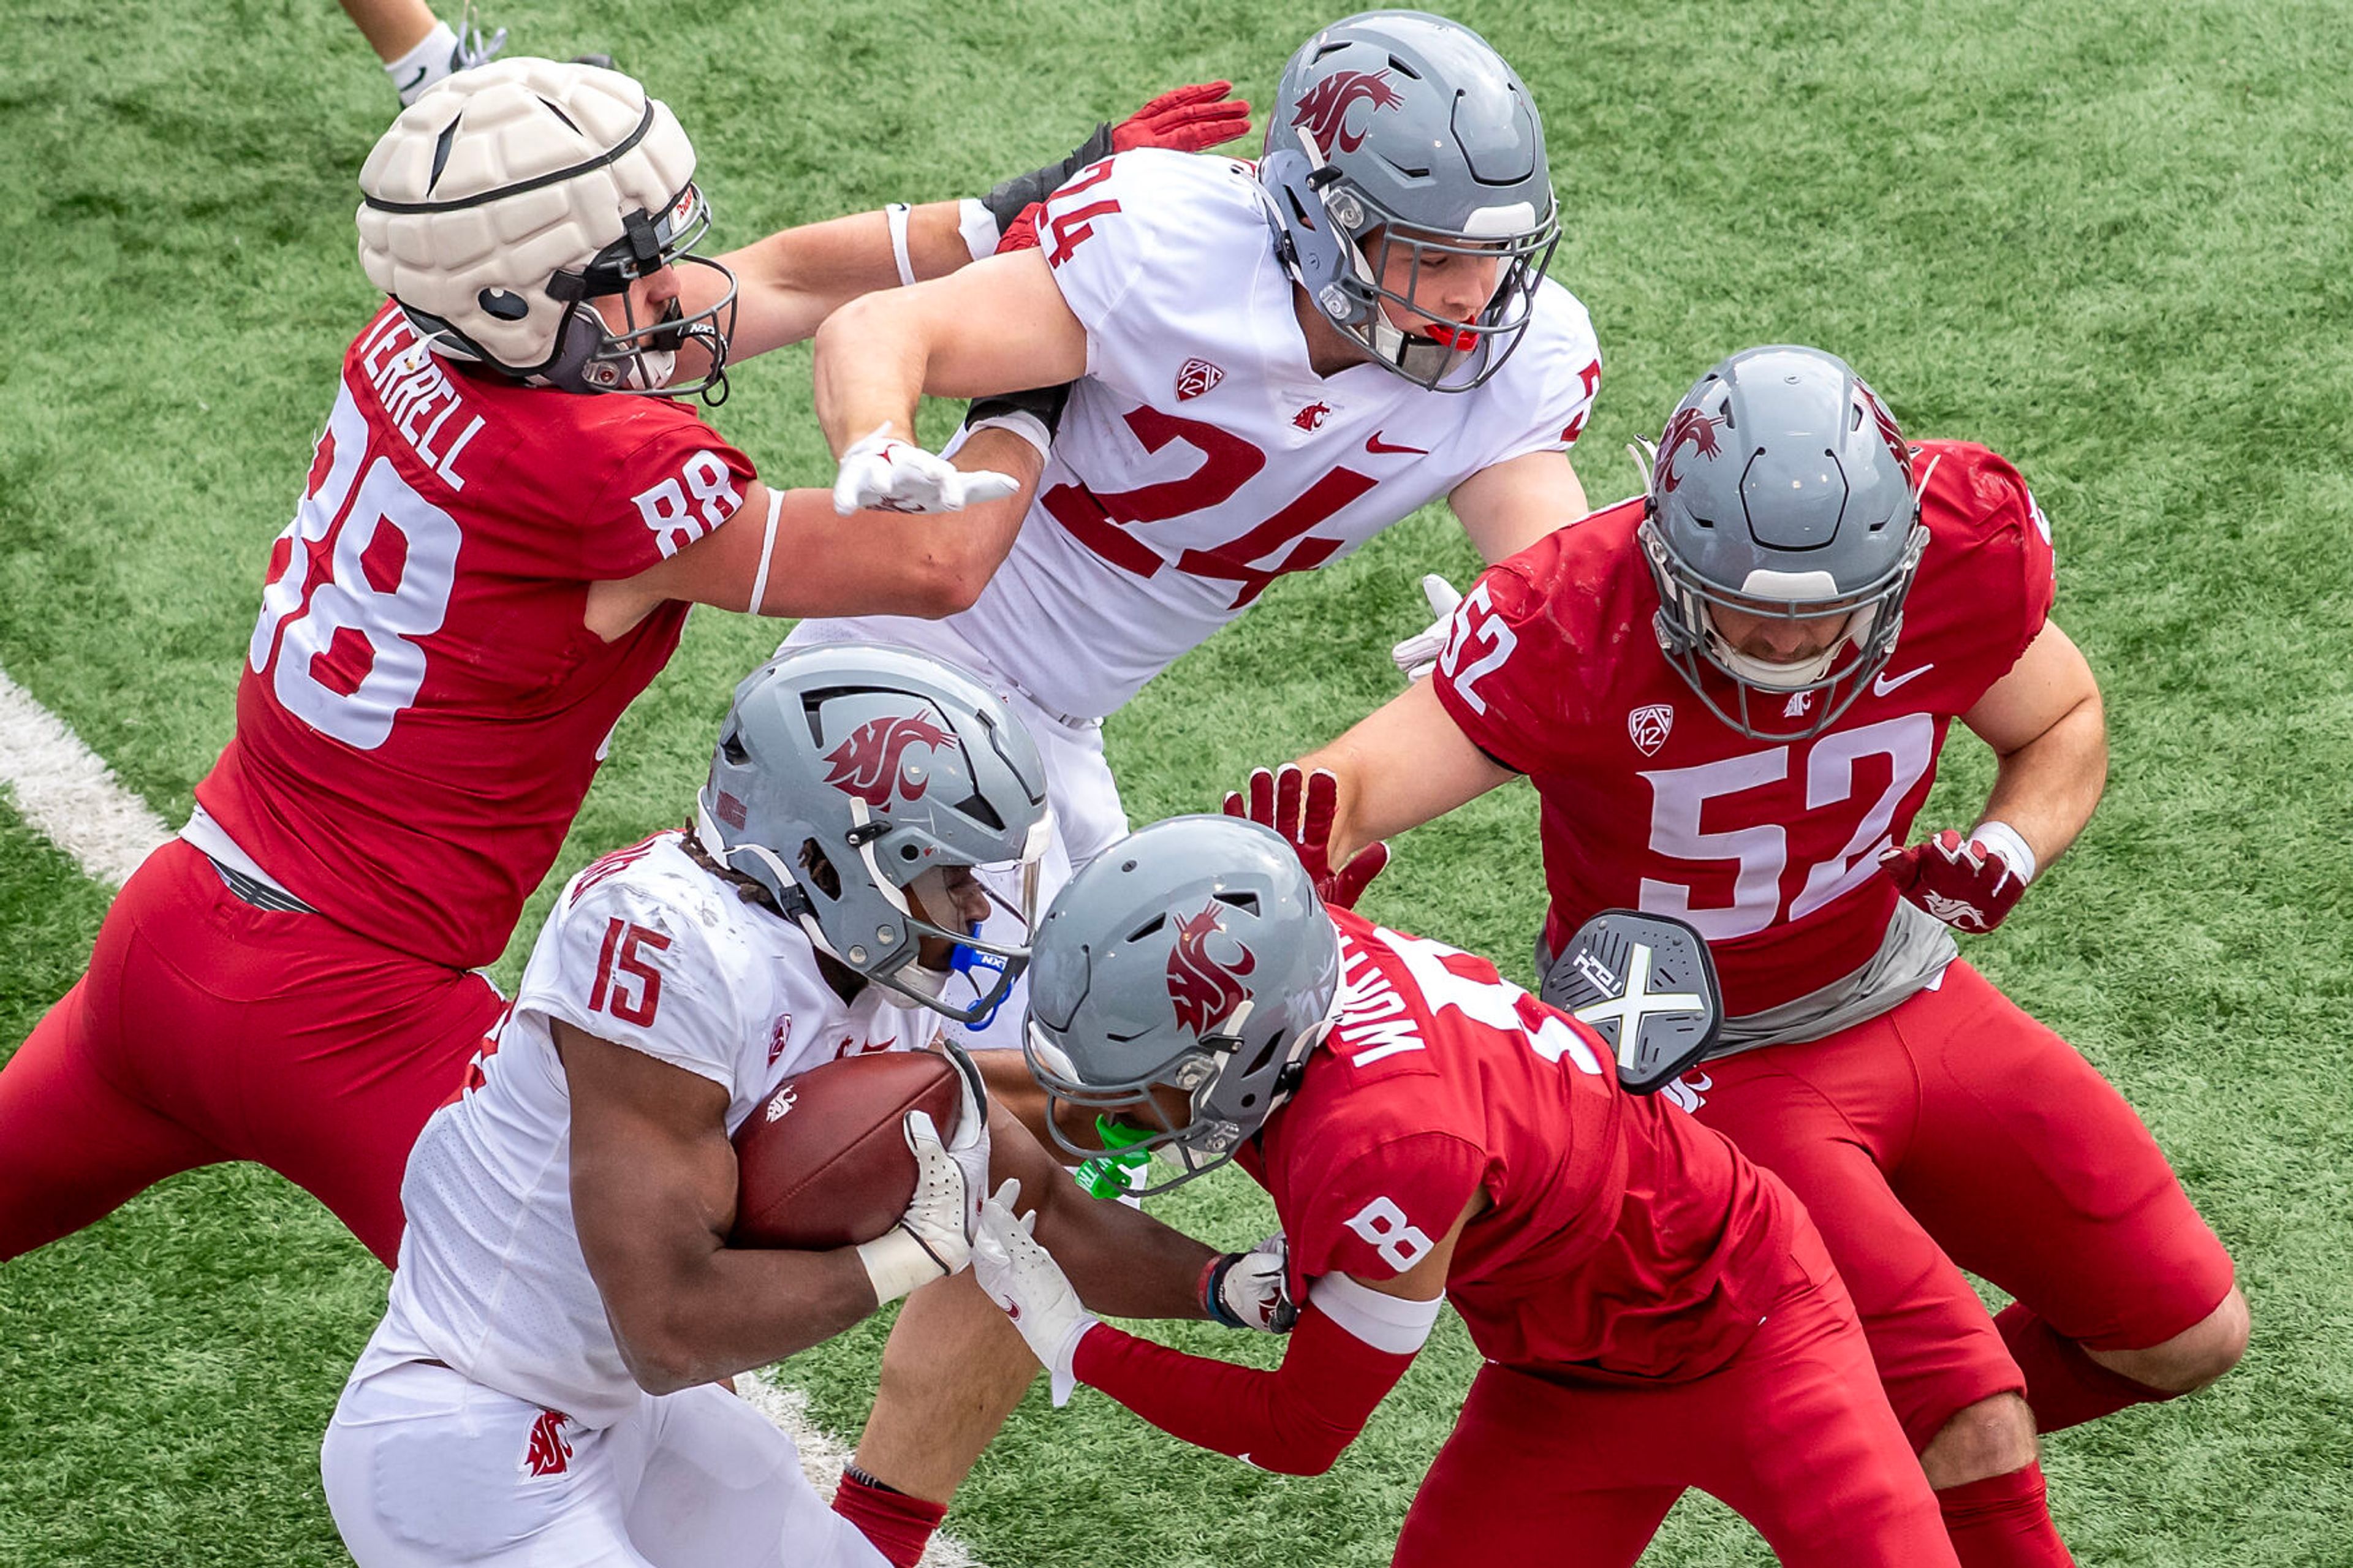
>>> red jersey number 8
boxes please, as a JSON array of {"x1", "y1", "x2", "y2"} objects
[{"x1": 248, "y1": 385, "x2": 461, "y2": 751}]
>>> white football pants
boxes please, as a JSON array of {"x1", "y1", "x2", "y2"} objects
[{"x1": 322, "y1": 1358, "x2": 885, "y2": 1568}]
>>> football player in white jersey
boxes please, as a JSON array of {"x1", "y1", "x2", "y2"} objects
[
  {"x1": 321, "y1": 646, "x2": 1261, "y2": 1568},
  {"x1": 781, "y1": 11, "x2": 1606, "y2": 1556},
  {"x1": 789, "y1": 9, "x2": 1602, "y2": 1062}
]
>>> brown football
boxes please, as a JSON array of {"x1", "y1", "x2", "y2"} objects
[{"x1": 729, "y1": 1050, "x2": 963, "y2": 1250}]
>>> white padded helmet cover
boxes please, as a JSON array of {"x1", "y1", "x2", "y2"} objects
[{"x1": 355, "y1": 58, "x2": 697, "y2": 372}]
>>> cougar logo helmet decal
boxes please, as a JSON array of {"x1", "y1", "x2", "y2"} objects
[
  {"x1": 1855, "y1": 381, "x2": 1915, "y2": 485},
  {"x1": 1290, "y1": 69, "x2": 1405, "y2": 154},
  {"x1": 821, "y1": 713, "x2": 955, "y2": 809},
  {"x1": 1167, "y1": 904, "x2": 1257, "y2": 1037},
  {"x1": 1655, "y1": 407, "x2": 1725, "y2": 494}
]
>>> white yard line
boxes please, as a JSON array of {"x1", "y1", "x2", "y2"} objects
[
  {"x1": 0, "y1": 664, "x2": 171, "y2": 886},
  {"x1": 0, "y1": 657, "x2": 980, "y2": 1566}
]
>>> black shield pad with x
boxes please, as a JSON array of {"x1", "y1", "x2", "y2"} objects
[{"x1": 1539, "y1": 909, "x2": 1724, "y2": 1094}]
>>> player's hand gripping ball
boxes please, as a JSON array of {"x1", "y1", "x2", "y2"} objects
[
  {"x1": 1877, "y1": 827, "x2": 2031, "y2": 933},
  {"x1": 729, "y1": 1048, "x2": 970, "y2": 1252},
  {"x1": 1224, "y1": 763, "x2": 1389, "y2": 911}
]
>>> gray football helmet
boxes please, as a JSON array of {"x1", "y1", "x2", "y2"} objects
[
  {"x1": 1259, "y1": 11, "x2": 1558, "y2": 390},
  {"x1": 1023, "y1": 816, "x2": 1343, "y2": 1194},
  {"x1": 693, "y1": 644, "x2": 1052, "y2": 1023},
  {"x1": 1639, "y1": 346, "x2": 1931, "y2": 740}
]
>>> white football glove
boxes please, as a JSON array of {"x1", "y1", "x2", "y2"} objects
[
  {"x1": 938, "y1": 1040, "x2": 992, "y2": 1239},
  {"x1": 1389, "y1": 574, "x2": 1464, "y2": 683},
  {"x1": 855, "y1": 1108, "x2": 978, "y2": 1307},
  {"x1": 1205, "y1": 1232, "x2": 1297, "y2": 1333},
  {"x1": 832, "y1": 423, "x2": 1020, "y2": 516},
  {"x1": 971, "y1": 1179, "x2": 1097, "y2": 1407}
]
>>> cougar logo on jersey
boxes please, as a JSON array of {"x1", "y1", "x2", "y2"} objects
[
  {"x1": 1655, "y1": 407, "x2": 1724, "y2": 493},
  {"x1": 523, "y1": 1410, "x2": 574, "y2": 1477},
  {"x1": 1290, "y1": 68, "x2": 1404, "y2": 154},
  {"x1": 1167, "y1": 904, "x2": 1257, "y2": 1037},
  {"x1": 1294, "y1": 401, "x2": 1332, "y2": 433},
  {"x1": 1628, "y1": 703, "x2": 1674, "y2": 756},
  {"x1": 1175, "y1": 358, "x2": 1226, "y2": 401},
  {"x1": 821, "y1": 713, "x2": 956, "y2": 809}
]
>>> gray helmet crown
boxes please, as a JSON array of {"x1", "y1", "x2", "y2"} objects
[
  {"x1": 695, "y1": 643, "x2": 1050, "y2": 1022},
  {"x1": 1639, "y1": 346, "x2": 1931, "y2": 740},
  {"x1": 1022, "y1": 816, "x2": 1342, "y2": 1193},
  {"x1": 1259, "y1": 10, "x2": 1558, "y2": 390}
]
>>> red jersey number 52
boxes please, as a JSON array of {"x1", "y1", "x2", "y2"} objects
[{"x1": 1436, "y1": 582, "x2": 1517, "y2": 714}]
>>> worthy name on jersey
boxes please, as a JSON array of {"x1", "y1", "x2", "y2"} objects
[{"x1": 1432, "y1": 441, "x2": 2058, "y2": 1013}]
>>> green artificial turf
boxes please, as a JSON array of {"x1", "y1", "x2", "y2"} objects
[{"x1": 4, "y1": 0, "x2": 2351, "y2": 1562}]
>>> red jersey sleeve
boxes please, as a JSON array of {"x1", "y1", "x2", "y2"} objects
[
  {"x1": 1072, "y1": 1300, "x2": 1420, "y2": 1477},
  {"x1": 1285, "y1": 1129, "x2": 1486, "y2": 1284},
  {"x1": 1912, "y1": 441, "x2": 2059, "y2": 703},
  {"x1": 570, "y1": 416, "x2": 757, "y2": 580},
  {"x1": 1429, "y1": 548, "x2": 1583, "y2": 779}
]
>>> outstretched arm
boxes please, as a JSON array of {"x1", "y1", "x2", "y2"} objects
[
  {"x1": 984, "y1": 1191, "x2": 1475, "y2": 1475},
  {"x1": 812, "y1": 248, "x2": 1089, "y2": 456},
  {"x1": 1295, "y1": 679, "x2": 1515, "y2": 869},
  {"x1": 694, "y1": 82, "x2": 1251, "y2": 365},
  {"x1": 1449, "y1": 447, "x2": 1590, "y2": 564},
  {"x1": 583, "y1": 425, "x2": 1044, "y2": 638}
]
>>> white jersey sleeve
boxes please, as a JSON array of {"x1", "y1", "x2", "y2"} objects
[
  {"x1": 1039, "y1": 149, "x2": 1275, "y2": 399},
  {"x1": 1468, "y1": 278, "x2": 1605, "y2": 470},
  {"x1": 517, "y1": 864, "x2": 750, "y2": 1095}
]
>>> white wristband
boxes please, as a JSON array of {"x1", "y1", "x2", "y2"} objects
[
  {"x1": 957, "y1": 196, "x2": 1001, "y2": 260},
  {"x1": 1969, "y1": 820, "x2": 2037, "y2": 885},
  {"x1": 885, "y1": 202, "x2": 916, "y2": 287},
  {"x1": 856, "y1": 1225, "x2": 946, "y2": 1307},
  {"x1": 964, "y1": 409, "x2": 1052, "y2": 465}
]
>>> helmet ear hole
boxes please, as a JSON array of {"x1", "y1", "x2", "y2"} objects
[
  {"x1": 797, "y1": 839, "x2": 843, "y2": 901},
  {"x1": 478, "y1": 289, "x2": 529, "y2": 321}
]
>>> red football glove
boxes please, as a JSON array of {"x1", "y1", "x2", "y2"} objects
[
  {"x1": 995, "y1": 201, "x2": 1043, "y2": 254},
  {"x1": 1223, "y1": 764, "x2": 1389, "y2": 911},
  {"x1": 1877, "y1": 828, "x2": 2029, "y2": 934},
  {"x1": 1111, "y1": 81, "x2": 1252, "y2": 154}
]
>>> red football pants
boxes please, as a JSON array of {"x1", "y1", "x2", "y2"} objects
[
  {"x1": 1689, "y1": 959, "x2": 2234, "y2": 1451},
  {"x1": 1395, "y1": 1214, "x2": 1957, "y2": 1567},
  {"x1": 0, "y1": 839, "x2": 502, "y2": 1267}
]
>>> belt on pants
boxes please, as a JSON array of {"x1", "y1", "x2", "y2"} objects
[{"x1": 207, "y1": 854, "x2": 319, "y2": 915}]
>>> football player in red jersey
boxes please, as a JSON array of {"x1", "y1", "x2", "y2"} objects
[
  {"x1": 1257, "y1": 346, "x2": 2249, "y2": 1567},
  {"x1": 967, "y1": 814, "x2": 1960, "y2": 1567},
  {"x1": 0, "y1": 59, "x2": 1253, "y2": 1270}
]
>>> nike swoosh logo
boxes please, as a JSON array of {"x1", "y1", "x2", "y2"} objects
[
  {"x1": 1365, "y1": 431, "x2": 1429, "y2": 456},
  {"x1": 1873, "y1": 664, "x2": 1933, "y2": 696},
  {"x1": 396, "y1": 64, "x2": 430, "y2": 94}
]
